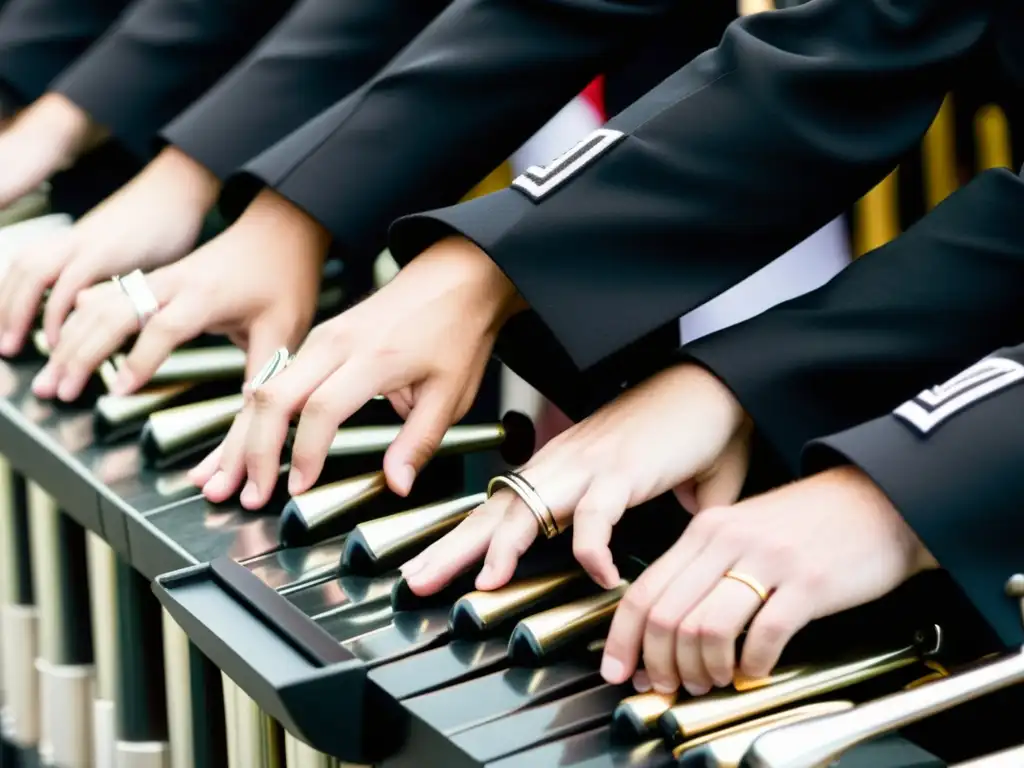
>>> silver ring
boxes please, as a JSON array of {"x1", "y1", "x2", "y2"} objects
[
  {"x1": 248, "y1": 347, "x2": 293, "y2": 391},
  {"x1": 111, "y1": 269, "x2": 159, "y2": 329}
]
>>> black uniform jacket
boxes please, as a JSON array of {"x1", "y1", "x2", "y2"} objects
[
  {"x1": 51, "y1": 0, "x2": 295, "y2": 158},
  {"x1": 387, "y1": 0, "x2": 1000, "y2": 374},
  {"x1": 161, "y1": 0, "x2": 451, "y2": 180},
  {"x1": 804, "y1": 340, "x2": 1024, "y2": 653},
  {"x1": 218, "y1": 0, "x2": 701, "y2": 255},
  {"x1": 0, "y1": 0, "x2": 131, "y2": 106}
]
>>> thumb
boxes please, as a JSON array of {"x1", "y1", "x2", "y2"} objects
[{"x1": 382, "y1": 379, "x2": 460, "y2": 496}]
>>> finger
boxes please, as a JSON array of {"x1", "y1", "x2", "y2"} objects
[
  {"x1": 51, "y1": 298, "x2": 135, "y2": 402},
  {"x1": 403, "y1": 494, "x2": 511, "y2": 595},
  {"x1": 43, "y1": 256, "x2": 97, "y2": 346},
  {"x1": 572, "y1": 478, "x2": 630, "y2": 589},
  {"x1": 382, "y1": 378, "x2": 462, "y2": 496},
  {"x1": 740, "y1": 586, "x2": 813, "y2": 679},
  {"x1": 241, "y1": 339, "x2": 342, "y2": 508},
  {"x1": 672, "y1": 601, "x2": 713, "y2": 696},
  {"x1": 642, "y1": 543, "x2": 738, "y2": 694},
  {"x1": 202, "y1": 409, "x2": 253, "y2": 503},
  {"x1": 476, "y1": 495, "x2": 540, "y2": 590},
  {"x1": 600, "y1": 531, "x2": 711, "y2": 685},
  {"x1": 696, "y1": 576, "x2": 767, "y2": 688},
  {"x1": 115, "y1": 299, "x2": 204, "y2": 394},
  {"x1": 386, "y1": 392, "x2": 411, "y2": 420},
  {"x1": 0, "y1": 260, "x2": 56, "y2": 356},
  {"x1": 287, "y1": 359, "x2": 381, "y2": 497},
  {"x1": 243, "y1": 314, "x2": 293, "y2": 382},
  {"x1": 188, "y1": 441, "x2": 224, "y2": 488}
]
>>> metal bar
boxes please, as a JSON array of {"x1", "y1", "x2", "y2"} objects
[{"x1": 87, "y1": 532, "x2": 117, "y2": 768}]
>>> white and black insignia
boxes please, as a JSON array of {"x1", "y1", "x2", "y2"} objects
[
  {"x1": 511, "y1": 128, "x2": 625, "y2": 202},
  {"x1": 893, "y1": 357, "x2": 1024, "y2": 434}
]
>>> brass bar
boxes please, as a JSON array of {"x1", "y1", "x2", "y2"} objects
[
  {"x1": 921, "y1": 93, "x2": 959, "y2": 210},
  {"x1": 507, "y1": 582, "x2": 628, "y2": 662},
  {"x1": 663, "y1": 628, "x2": 939, "y2": 743},
  {"x1": 279, "y1": 471, "x2": 387, "y2": 538},
  {"x1": 853, "y1": 169, "x2": 900, "y2": 256},
  {"x1": 611, "y1": 692, "x2": 678, "y2": 741},
  {"x1": 741, "y1": 646, "x2": 1024, "y2": 768},
  {"x1": 234, "y1": 689, "x2": 284, "y2": 768},
  {"x1": 141, "y1": 393, "x2": 245, "y2": 460},
  {"x1": 674, "y1": 701, "x2": 853, "y2": 767},
  {"x1": 94, "y1": 383, "x2": 194, "y2": 438},
  {"x1": 737, "y1": 0, "x2": 774, "y2": 14},
  {"x1": 113, "y1": 345, "x2": 246, "y2": 385},
  {"x1": 222, "y1": 674, "x2": 240, "y2": 768},
  {"x1": 975, "y1": 104, "x2": 1013, "y2": 172},
  {"x1": 341, "y1": 492, "x2": 486, "y2": 573},
  {"x1": 952, "y1": 745, "x2": 1024, "y2": 767},
  {"x1": 87, "y1": 532, "x2": 117, "y2": 768},
  {"x1": 450, "y1": 570, "x2": 587, "y2": 636}
]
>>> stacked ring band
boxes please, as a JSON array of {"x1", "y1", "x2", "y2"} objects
[
  {"x1": 487, "y1": 471, "x2": 560, "y2": 539},
  {"x1": 111, "y1": 269, "x2": 159, "y2": 329},
  {"x1": 248, "y1": 347, "x2": 293, "y2": 391},
  {"x1": 723, "y1": 569, "x2": 772, "y2": 602}
]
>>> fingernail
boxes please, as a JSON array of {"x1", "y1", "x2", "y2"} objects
[
  {"x1": 400, "y1": 558, "x2": 425, "y2": 578},
  {"x1": 393, "y1": 464, "x2": 415, "y2": 496},
  {"x1": 653, "y1": 682, "x2": 678, "y2": 695},
  {"x1": 683, "y1": 682, "x2": 711, "y2": 697},
  {"x1": 240, "y1": 480, "x2": 259, "y2": 507},
  {"x1": 600, "y1": 655, "x2": 626, "y2": 684},
  {"x1": 632, "y1": 670, "x2": 652, "y2": 692},
  {"x1": 202, "y1": 471, "x2": 227, "y2": 496},
  {"x1": 287, "y1": 468, "x2": 304, "y2": 495}
]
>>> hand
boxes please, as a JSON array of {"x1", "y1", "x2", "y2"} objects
[
  {"x1": 31, "y1": 188, "x2": 327, "y2": 402},
  {"x1": 601, "y1": 466, "x2": 939, "y2": 697},
  {"x1": 0, "y1": 93, "x2": 100, "y2": 210},
  {"x1": 188, "y1": 235, "x2": 525, "y2": 509},
  {"x1": 401, "y1": 363, "x2": 751, "y2": 597},
  {"x1": 0, "y1": 147, "x2": 220, "y2": 356}
]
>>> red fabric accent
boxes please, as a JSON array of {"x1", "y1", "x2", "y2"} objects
[{"x1": 581, "y1": 77, "x2": 606, "y2": 120}]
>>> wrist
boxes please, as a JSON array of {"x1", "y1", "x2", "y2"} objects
[
  {"x1": 418, "y1": 235, "x2": 527, "y2": 330},
  {"x1": 25, "y1": 93, "x2": 101, "y2": 165},
  {"x1": 248, "y1": 187, "x2": 331, "y2": 265},
  {"x1": 149, "y1": 146, "x2": 221, "y2": 210}
]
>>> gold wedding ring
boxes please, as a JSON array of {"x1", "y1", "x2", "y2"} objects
[
  {"x1": 723, "y1": 570, "x2": 772, "y2": 602},
  {"x1": 111, "y1": 269, "x2": 159, "y2": 329},
  {"x1": 487, "y1": 471, "x2": 560, "y2": 539}
]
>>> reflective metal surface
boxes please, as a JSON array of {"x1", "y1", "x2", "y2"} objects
[
  {"x1": 234, "y1": 688, "x2": 283, "y2": 768},
  {"x1": 451, "y1": 570, "x2": 587, "y2": 636},
  {"x1": 142, "y1": 393, "x2": 244, "y2": 458},
  {"x1": 326, "y1": 422, "x2": 506, "y2": 458},
  {"x1": 952, "y1": 745, "x2": 1024, "y2": 767},
  {"x1": 243, "y1": 537, "x2": 348, "y2": 593},
  {"x1": 286, "y1": 572, "x2": 400, "y2": 619},
  {"x1": 612, "y1": 691, "x2": 678, "y2": 740},
  {"x1": 673, "y1": 701, "x2": 853, "y2": 767},
  {"x1": 144, "y1": 497, "x2": 281, "y2": 565},
  {"x1": 281, "y1": 471, "x2": 387, "y2": 538},
  {"x1": 342, "y1": 493, "x2": 485, "y2": 572},
  {"x1": 666, "y1": 635, "x2": 931, "y2": 742},
  {"x1": 509, "y1": 583, "x2": 628, "y2": 661},
  {"x1": 94, "y1": 384, "x2": 194, "y2": 440},
  {"x1": 115, "y1": 345, "x2": 246, "y2": 385},
  {"x1": 743, "y1": 647, "x2": 1024, "y2": 768}
]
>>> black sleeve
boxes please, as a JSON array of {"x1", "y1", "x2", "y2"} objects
[
  {"x1": 51, "y1": 0, "x2": 295, "y2": 158},
  {"x1": 683, "y1": 168, "x2": 1024, "y2": 475},
  {"x1": 386, "y1": 0, "x2": 992, "y2": 373},
  {"x1": 218, "y1": 0, "x2": 691, "y2": 251},
  {"x1": 802, "y1": 343, "x2": 1024, "y2": 649},
  {"x1": 0, "y1": 0, "x2": 131, "y2": 105},
  {"x1": 160, "y1": 0, "x2": 451, "y2": 179}
]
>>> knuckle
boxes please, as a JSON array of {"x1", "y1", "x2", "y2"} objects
[
  {"x1": 251, "y1": 385, "x2": 282, "y2": 412},
  {"x1": 646, "y1": 609, "x2": 680, "y2": 636},
  {"x1": 301, "y1": 391, "x2": 336, "y2": 422},
  {"x1": 675, "y1": 620, "x2": 701, "y2": 644},
  {"x1": 754, "y1": 618, "x2": 790, "y2": 646},
  {"x1": 149, "y1": 311, "x2": 187, "y2": 339},
  {"x1": 698, "y1": 621, "x2": 731, "y2": 645},
  {"x1": 619, "y1": 584, "x2": 655, "y2": 617}
]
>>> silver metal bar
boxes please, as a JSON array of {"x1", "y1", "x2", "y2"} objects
[
  {"x1": 38, "y1": 658, "x2": 94, "y2": 767},
  {"x1": 952, "y1": 745, "x2": 1024, "y2": 767},
  {"x1": 87, "y1": 532, "x2": 117, "y2": 768},
  {"x1": 162, "y1": 610, "x2": 193, "y2": 768},
  {"x1": 222, "y1": 674, "x2": 239, "y2": 768},
  {"x1": 0, "y1": 603, "x2": 39, "y2": 748}
]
